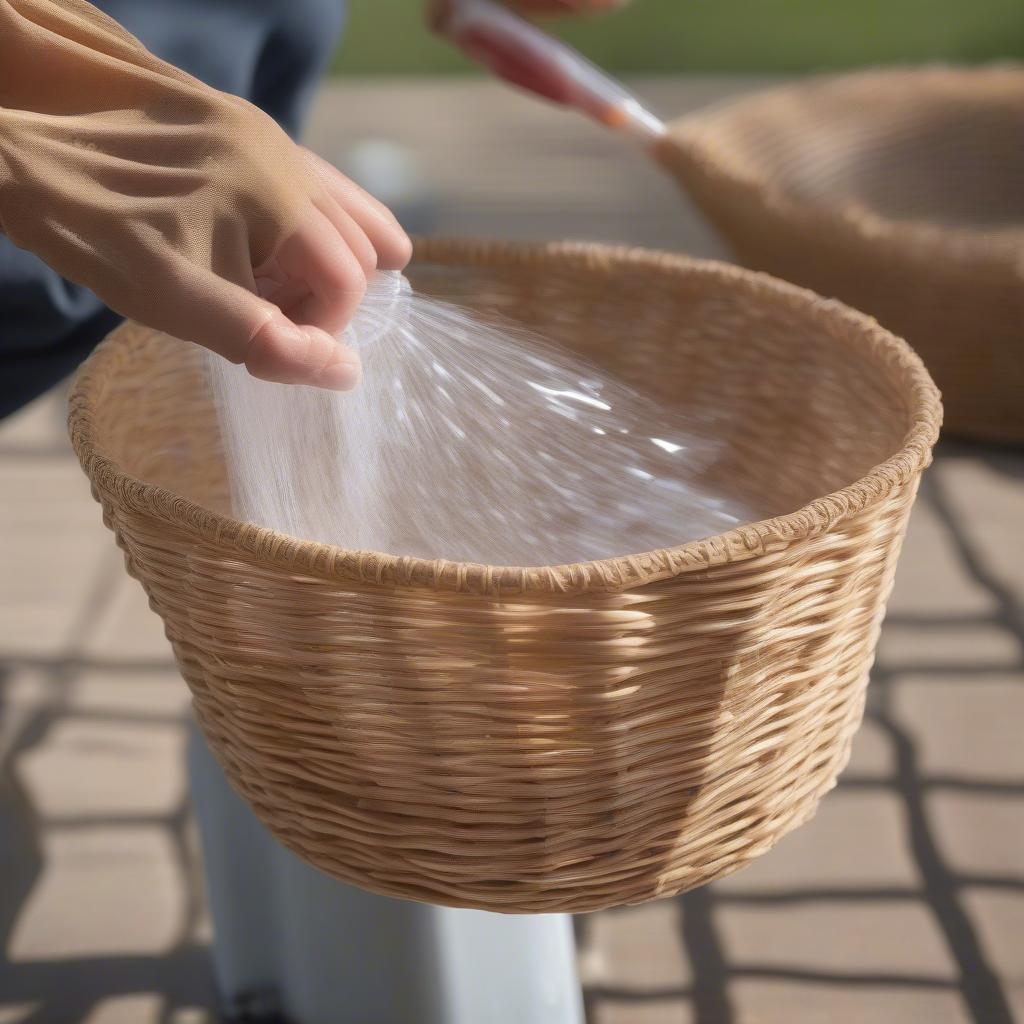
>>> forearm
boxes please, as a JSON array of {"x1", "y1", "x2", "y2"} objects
[
  {"x1": 0, "y1": 0, "x2": 194, "y2": 113},
  {"x1": 0, "y1": 0, "x2": 227, "y2": 241},
  {"x1": 0, "y1": 0, "x2": 291, "y2": 270}
]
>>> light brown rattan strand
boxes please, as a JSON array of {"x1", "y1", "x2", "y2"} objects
[
  {"x1": 69, "y1": 239, "x2": 941, "y2": 913},
  {"x1": 659, "y1": 65, "x2": 1024, "y2": 446}
]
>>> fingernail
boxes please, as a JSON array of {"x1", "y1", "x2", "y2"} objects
[{"x1": 317, "y1": 347, "x2": 362, "y2": 391}]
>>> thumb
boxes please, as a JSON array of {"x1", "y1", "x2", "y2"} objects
[
  {"x1": 245, "y1": 307, "x2": 362, "y2": 390},
  {"x1": 160, "y1": 260, "x2": 362, "y2": 390}
]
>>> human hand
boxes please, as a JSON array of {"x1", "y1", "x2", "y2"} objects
[
  {"x1": 245, "y1": 143, "x2": 413, "y2": 387},
  {"x1": 429, "y1": 0, "x2": 627, "y2": 25},
  {"x1": 505, "y1": 0, "x2": 627, "y2": 12},
  {"x1": 0, "y1": 0, "x2": 411, "y2": 390}
]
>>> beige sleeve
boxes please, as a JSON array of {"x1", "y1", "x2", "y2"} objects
[
  {"x1": 0, "y1": 0, "x2": 312, "y2": 351},
  {"x1": 0, "y1": 0, "x2": 191, "y2": 114}
]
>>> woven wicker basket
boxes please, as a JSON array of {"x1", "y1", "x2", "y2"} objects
[
  {"x1": 659, "y1": 66, "x2": 1023, "y2": 445},
  {"x1": 69, "y1": 239, "x2": 940, "y2": 913}
]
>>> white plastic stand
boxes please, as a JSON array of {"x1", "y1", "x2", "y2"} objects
[{"x1": 188, "y1": 728, "x2": 585, "y2": 1024}]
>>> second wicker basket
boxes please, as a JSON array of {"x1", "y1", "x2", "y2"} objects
[{"x1": 660, "y1": 65, "x2": 1023, "y2": 445}]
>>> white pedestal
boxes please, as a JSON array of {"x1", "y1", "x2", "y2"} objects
[{"x1": 188, "y1": 729, "x2": 585, "y2": 1024}]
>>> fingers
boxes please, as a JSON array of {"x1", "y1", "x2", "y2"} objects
[
  {"x1": 428, "y1": 0, "x2": 625, "y2": 26},
  {"x1": 245, "y1": 312, "x2": 362, "y2": 390},
  {"x1": 253, "y1": 151, "x2": 410, "y2": 344},
  {"x1": 160, "y1": 256, "x2": 361, "y2": 390},
  {"x1": 301, "y1": 148, "x2": 413, "y2": 270},
  {"x1": 266, "y1": 206, "x2": 369, "y2": 336},
  {"x1": 314, "y1": 191, "x2": 378, "y2": 276},
  {"x1": 507, "y1": 0, "x2": 627, "y2": 11},
  {"x1": 157, "y1": 148, "x2": 408, "y2": 389}
]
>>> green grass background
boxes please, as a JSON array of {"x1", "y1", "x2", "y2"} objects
[{"x1": 331, "y1": 0, "x2": 1024, "y2": 75}]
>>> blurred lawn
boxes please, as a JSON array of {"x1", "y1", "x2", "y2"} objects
[{"x1": 332, "y1": 0, "x2": 1024, "y2": 75}]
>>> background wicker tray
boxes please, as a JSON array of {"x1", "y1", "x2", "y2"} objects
[{"x1": 661, "y1": 66, "x2": 1023, "y2": 445}]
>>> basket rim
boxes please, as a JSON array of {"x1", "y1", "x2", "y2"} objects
[
  {"x1": 68, "y1": 238, "x2": 942, "y2": 597},
  {"x1": 662, "y1": 63, "x2": 1024, "y2": 273}
]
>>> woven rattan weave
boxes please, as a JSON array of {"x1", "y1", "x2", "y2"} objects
[
  {"x1": 69, "y1": 239, "x2": 940, "y2": 912},
  {"x1": 661, "y1": 66, "x2": 1022, "y2": 445}
]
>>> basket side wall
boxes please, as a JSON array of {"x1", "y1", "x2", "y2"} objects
[
  {"x1": 69, "y1": 244, "x2": 940, "y2": 913},
  {"x1": 673, "y1": 165, "x2": 1022, "y2": 444},
  {"x1": 662, "y1": 71, "x2": 1024, "y2": 445},
  {"x1": 92, "y1": 475, "x2": 916, "y2": 913}
]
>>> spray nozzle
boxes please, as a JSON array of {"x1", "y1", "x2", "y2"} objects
[{"x1": 434, "y1": 0, "x2": 666, "y2": 147}]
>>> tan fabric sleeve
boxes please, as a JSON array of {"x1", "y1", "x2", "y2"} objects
[{"x1": 0, "y1": 0, "x2": 316, "y2": 355}]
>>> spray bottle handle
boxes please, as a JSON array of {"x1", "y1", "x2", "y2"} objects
[{"x1": 432, "y1": 0, "x2": 666, "y2": 147}]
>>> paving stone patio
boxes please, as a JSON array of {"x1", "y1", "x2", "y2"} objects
[{"x1": 1, "y1": 77, "x2": 1021, "y2": 1024}]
